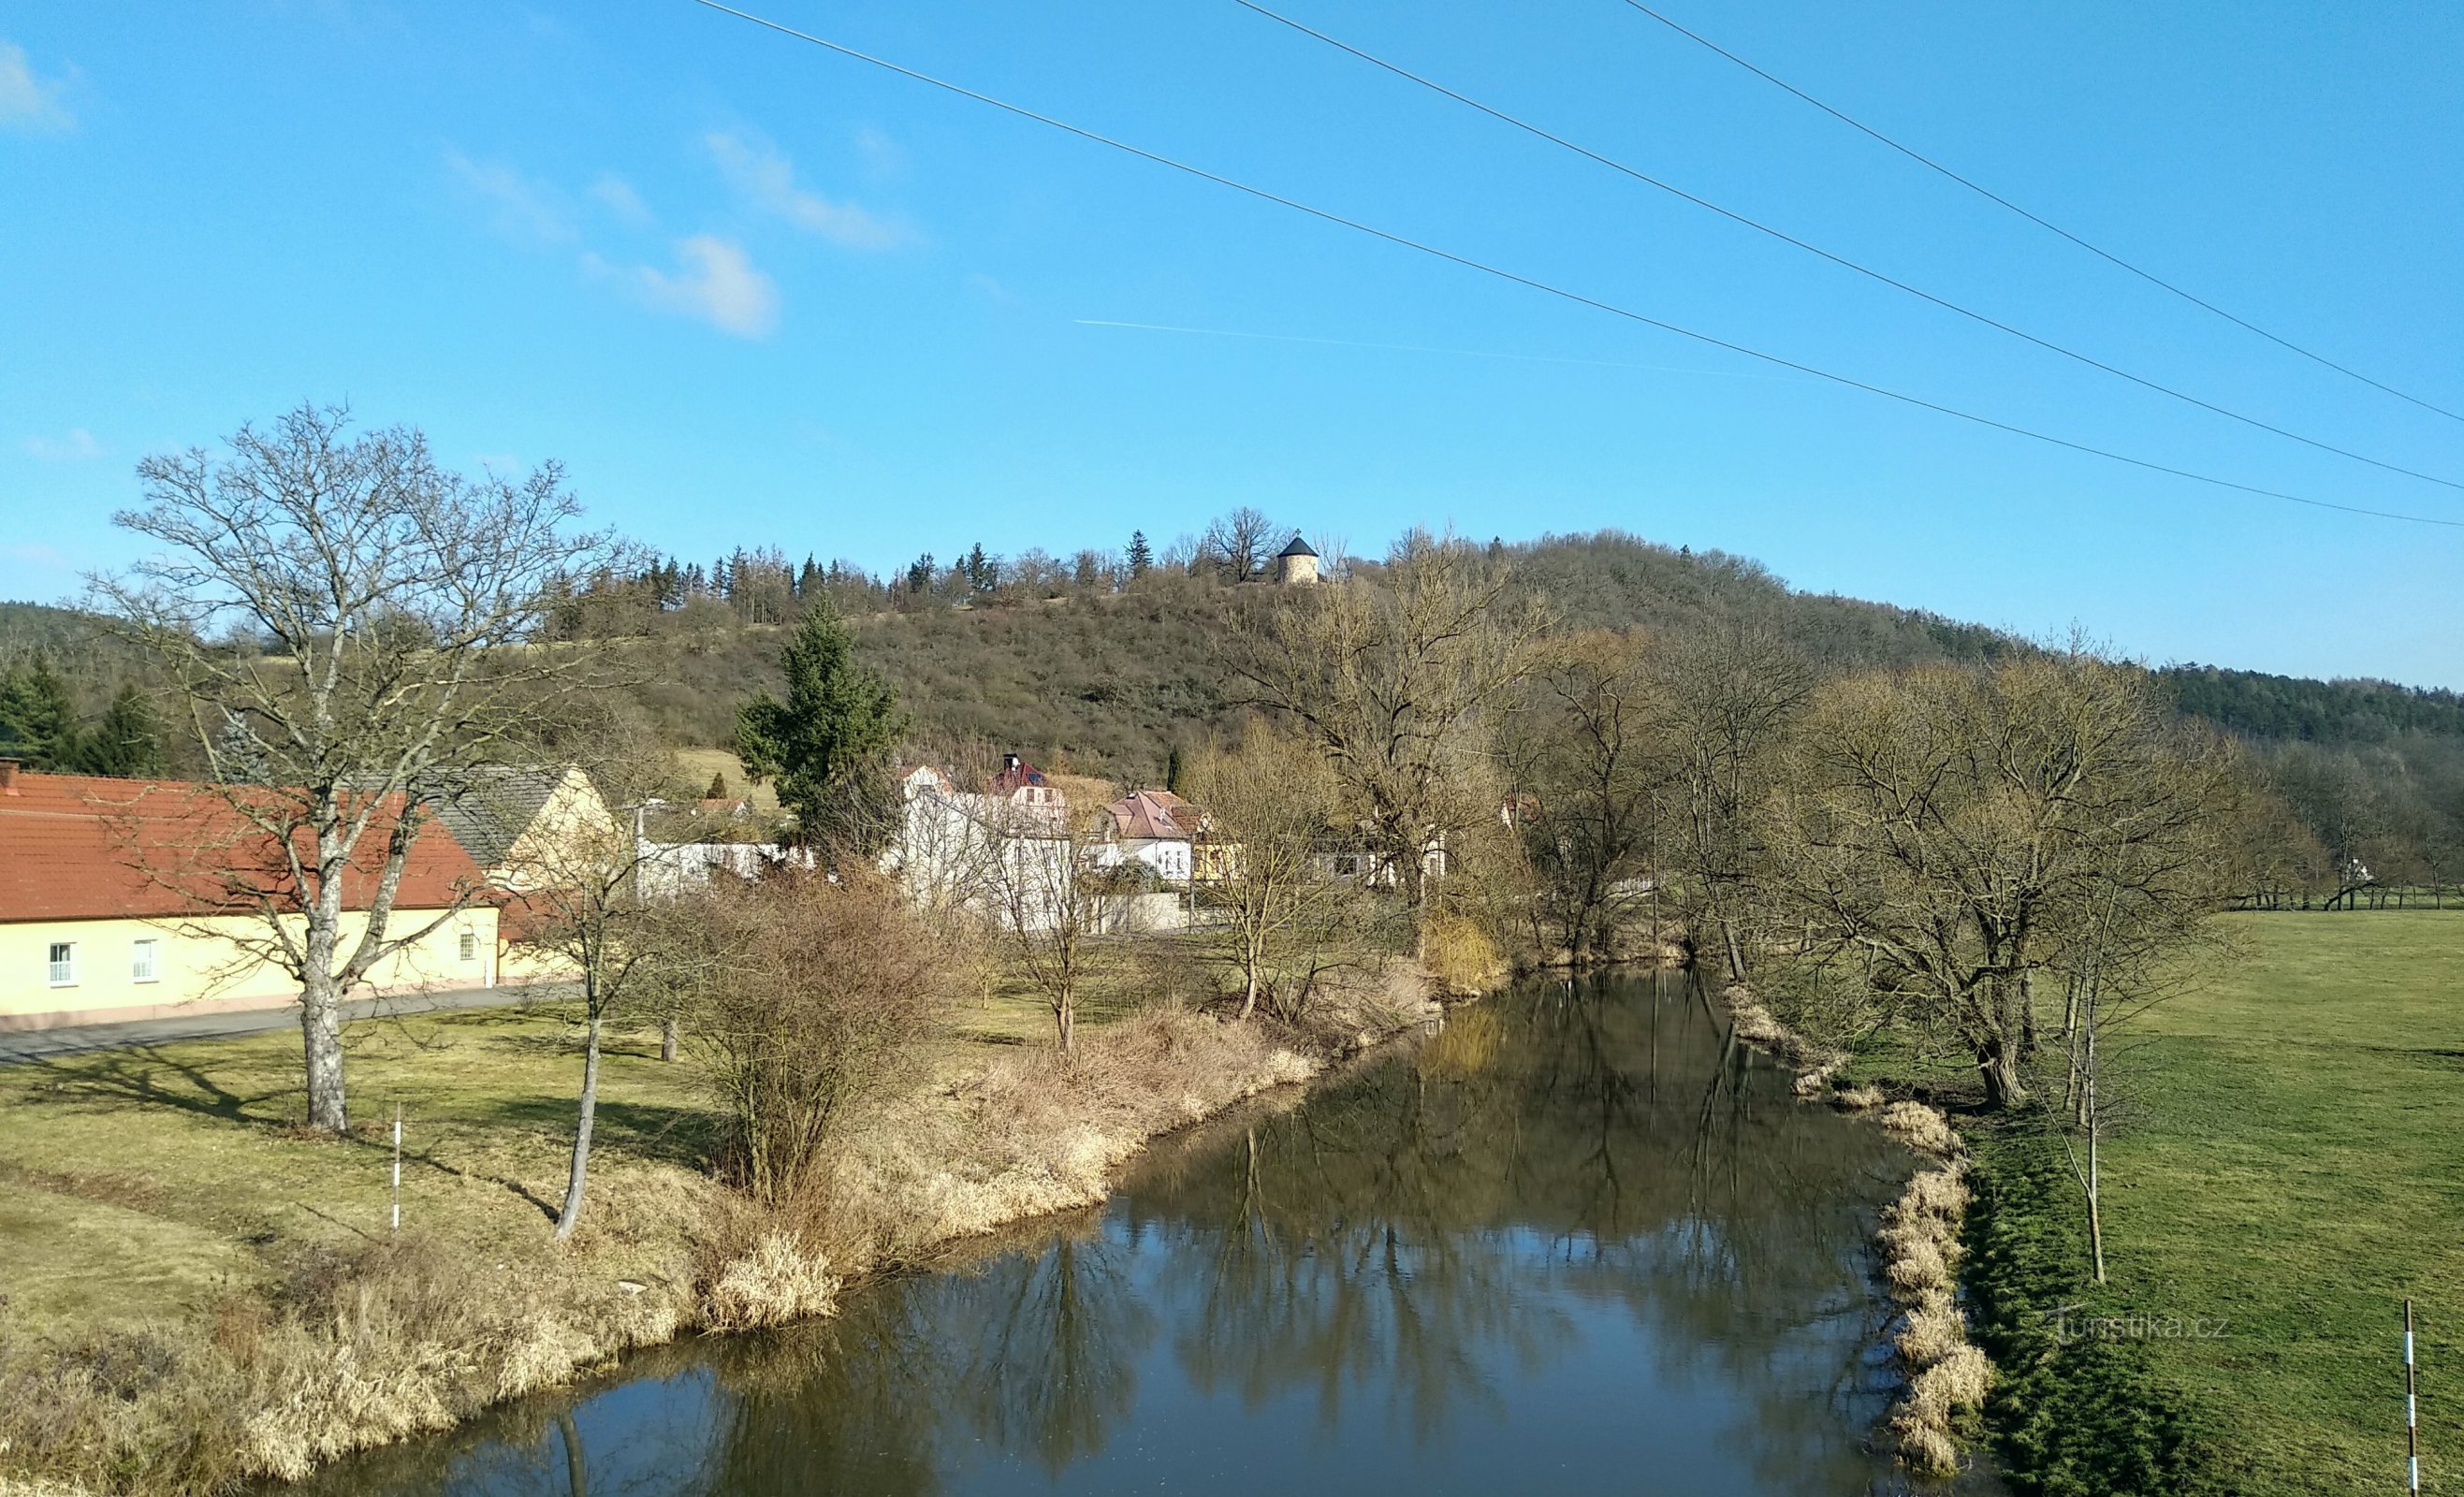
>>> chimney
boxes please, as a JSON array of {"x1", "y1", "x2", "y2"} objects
[
  {"x1": 0, "y1": 758, "x2": 18, "y2": 794},
  {"x1": 1003, "y1": 753, "x2": 1022, "y2": 773}
]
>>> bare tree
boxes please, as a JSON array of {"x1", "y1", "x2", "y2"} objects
[
  {"x1": 1643, "y1": 625, "x2": 1809, "y2": 982},
  {"x1": 92, "y1": 403, "x2": 618, "y2": 1132},
  {"x1": 1238, "y1": 530, "x2": 1552, "y2": 937},
  {"x1": 1510, "y1": 630, "x2": 1662, "y2": 965},
  {"x1": 484, "y1": 717, "x2": 691, "y2": 1239},
  {"x1": 1202, "y1": 507, "x2": 1281, "y2": 584},
  {"x1": 1184, "y1": 729, "x2": 1356, "y2": 1020},
  {"x1": 1770, "y1": 652, "x2": 2237, "y2": 1111},
  {"x1": 981, "y1": 804, "x2": 1100, "y2": 1055}
]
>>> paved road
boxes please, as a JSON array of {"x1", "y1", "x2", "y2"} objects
[{"x1": 0, "y1": 982, "x2": 573, "y2": 1064}]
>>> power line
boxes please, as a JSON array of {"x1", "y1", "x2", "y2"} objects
[
  {"x1": 685, "y1": 0, "x2": 2464, "y2": 530},
  {"x1": 1236, "y1": 0, "x2": 2464, "y2": 495},
  {"x1": 1616, "y1": 0, "x2": 2464, "y2": 428},
  {"x1": 1072, "y1": 318, "x2": 1810, "y2": 378}
]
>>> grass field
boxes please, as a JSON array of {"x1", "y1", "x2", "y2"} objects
[
  {"x1": 0, "y1": 999, "x2": 713, "y2": 1340},
  {"x1": 2032, "y1": 912, "x2": 2464, "y2": 1493}
]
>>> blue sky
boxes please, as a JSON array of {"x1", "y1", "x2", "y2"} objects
[{"x1": 4, "y1": 1, "x2": 2459, "y2": 686}]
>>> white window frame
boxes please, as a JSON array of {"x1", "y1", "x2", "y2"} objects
[
  {"x1": 131, "y1": 938, "x2": 160, "y2": 984},
  {"x1": 47, "y1": 941, "x2": 77, "y2": 987},
  {"x1": 458, "y1": 929, "x2": 478, "y2": 963}
]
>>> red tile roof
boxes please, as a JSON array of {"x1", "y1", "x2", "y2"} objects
[
  {"x1": 0, "y1": 770, "x2": 487, "y2": 924},
  {"x1": 1104, "y1": 789, "x2": 1199, "y2": 841}
]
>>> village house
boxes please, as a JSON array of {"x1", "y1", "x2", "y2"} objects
[
  {"x1": 432, "y1": 764, "x2": 620, "y2": 894},
  {"x1": 883, "y1": 753, "x2": 1074, "y2": 929},
  {"x1": 1094, "y1": 788, "x2": 1205, "y2": 883},
  {"x1": 0, "y1": 760, "x2": 497, "y2": 1031}
]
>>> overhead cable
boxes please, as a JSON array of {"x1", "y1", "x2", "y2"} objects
[
  {"x1": 1615, "y1": 0, "x2": 2464, "y2": 426},
  {"x1": 687, "y1": 0, "x2": 2464, "y2": 530}
]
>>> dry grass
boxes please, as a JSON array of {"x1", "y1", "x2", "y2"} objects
[
  {"x1": 824, "y1": 1006, "x2": 1328, "y2": 1268},
  {"x1": 1878, "y1": 1100, "x2": 1961, "y2": 1159},
  {"x1": 1874, "y1": 1144, "x2": 1987, "y2": 1475},
  {"x1": 1717, "y1": 981, "x2": 1848, "y2": 1094}
]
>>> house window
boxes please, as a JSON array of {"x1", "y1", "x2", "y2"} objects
[
  {"x1": 47, "y1": 941, "x2": 76, "y2": 987},
  {"x1": 458, "y1": 930, "x2": 478, "y2": 962},
  {"x1": 131, "y1": 939, "x2": 159, "y2": 984}
]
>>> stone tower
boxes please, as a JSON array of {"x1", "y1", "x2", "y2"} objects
[{"x1": 1274, "y1": 533, "x2": 1319, "y2": 586}]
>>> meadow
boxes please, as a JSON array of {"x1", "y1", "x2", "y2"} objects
[{"x1": 1973, "y1": 912, "x2": 2464, "y2": 1494}]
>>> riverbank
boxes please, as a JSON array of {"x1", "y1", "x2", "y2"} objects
[
  {"x1": 1819, "y1": 912, "x2": 2464, "y2": 1495},
  {"x1": 0, "y1": 964, "x2": 1441, "y2": 1495}
]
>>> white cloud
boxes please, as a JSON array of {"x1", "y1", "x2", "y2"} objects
[
  {"x1": 22, "y1": 429, "x2": 100, "y2": 462},
  {"x1": 0, "y1": 40, "x2": 74, "y2": 132},
  {"x1": 705, "y1": 131, "x2": 906, "y2": 249},
  {"x1": 444, "y1": 149, "x2": 574, "y2": 243},
  {"x1": 590, "y1": 172, "x2": 651, "y2": 224},
  {"x1": 592, "y1": 235, "x2": 780, "y2": 338}
]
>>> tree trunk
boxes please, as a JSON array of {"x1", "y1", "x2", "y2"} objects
[
  {"x1": 300, "y1": 967, "x2": 349, "y2": 1133},
  {"x1": 1056, "y1": 988, "x2": 1075, "y2": 1056},
  {"x1": 1238, "y1": 963, "x2": 1261, "y2": 1022},
  {"x1": 660, "y1": 1015, "x2": 679, "y2": 1064},
  {"x1": 555, "y1": 1012, "x2": 603, "y2": 1242},
  {"x1": 1977, "y1": 1031, "x2": 2028, "y2": 1111},
  {"x1": 1720, "y1": 919, "x2": 1747, "y2": 984}
]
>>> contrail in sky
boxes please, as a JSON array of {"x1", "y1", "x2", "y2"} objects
[{"x1": 1072, "y1": 319, "x2": 1807, "y2": 380}]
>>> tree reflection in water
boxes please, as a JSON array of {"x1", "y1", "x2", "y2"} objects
[{"x1": 308, "y1": 972, "x2": 1989, "y2": 1497}]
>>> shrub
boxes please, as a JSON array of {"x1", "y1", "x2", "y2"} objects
[
  {"x1": 1422, "y1": 914, "x2": 1506, "y2": 996},
  {"x1": 691, "y1": 871, "x2": 954, "y2": 1205}
]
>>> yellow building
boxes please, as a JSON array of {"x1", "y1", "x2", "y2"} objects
[{"x1": 0, "y1": 763, "x2": 499, "y2": 1031}]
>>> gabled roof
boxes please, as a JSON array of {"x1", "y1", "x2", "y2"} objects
[
  {"x1": 1103, "y1": 789, "x2": 1199, "y2": 841},
  {"x1": 0, "y1": 770, "x2": 485, "y2": 924},
  {"x1": 433, "y1": 765, "x2": 568, "y2": 868},
  {"x1": 1276, "y1": 533, "x2": 1318, "y2": 559}
]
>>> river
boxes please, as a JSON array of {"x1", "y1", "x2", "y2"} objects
[{"x1": 303, "y1": 972, "x2": 1994, "y2": 1495}]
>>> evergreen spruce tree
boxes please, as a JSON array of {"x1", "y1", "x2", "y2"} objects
[
  {"x1": 734, "y1": 594, "x2": 909, "y2": 853},
  {"x1": 80, "y1": 682, "x2": 164, "y2": 778},
  {"x1": 0, "y1": 657, "x2": 80, "y2": 770},
  {"x1": 1127, "y1": 530, "x2": 1153, "y2": 577}
]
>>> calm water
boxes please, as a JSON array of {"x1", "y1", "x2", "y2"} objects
[{"x1": 307, "y1": 974, "x2": 1989, "y2": 1496}]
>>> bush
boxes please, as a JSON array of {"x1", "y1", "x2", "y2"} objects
[
  {"x1": 1422, "y1": 914, "x2": 1506, "y2": 996},
  {"x1": 691, "y1": 871, "x2": 954, "y2": 1205}
]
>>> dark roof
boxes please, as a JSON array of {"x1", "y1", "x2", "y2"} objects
[
  {"x1": 0, "y1": 771, "x2": 485, "y2": 923},
  {"x1": 433, "y1": 766, "x2": 565, "y2": 868},
  {"x1": 1276, "y1": 533, "x2": 1318, "y2": 559}
]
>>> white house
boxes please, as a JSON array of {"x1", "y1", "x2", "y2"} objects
[
  {"x1": 1093, "y1": 789, "x2": 1201, "y2": 883},
  {"x1": 883, "y1": 756, "x2": 1074, "y2": 931}
]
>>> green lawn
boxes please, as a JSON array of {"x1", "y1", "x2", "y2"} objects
[{"x1": 2084, "y1": 912, "x2": 2464, "y2": 1492}]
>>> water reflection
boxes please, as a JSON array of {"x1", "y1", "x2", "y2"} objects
[{"x1": 305, "y1": 974, "x2": 1991, "y2": 1496}]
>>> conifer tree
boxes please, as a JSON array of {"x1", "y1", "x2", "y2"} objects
[
  {"x1": 80, "y1": 682, "x2": 163, "y2": 778},
  {"x1": 735, "y1": 594, "x2": 908, "y2": 853},
  {"x1": 0, "y1": 657, "x2": 80, "y2": 770},
  {"x1": 1127, "y1": 530, "x2": 1153, "y2": 577}
]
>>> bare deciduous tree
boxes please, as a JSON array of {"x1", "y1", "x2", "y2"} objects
[
  {"x1": 1770, "y1": 652, "x2": 2237, "y2": 1112},
  {"x1": 92, "y1": 402, "x2": 618, "y2": 1133},
  {"x1": 1509, "y1": 630, "x2": 1662, "y2": 965},
  {"x1": 980, "y1": 804, "x2": 1101, "y2": 1055},
  {"x1": 1184, "y1": 729, "x2": 1359, "y2": 1020},
  {"x1": 1644, "y1": 625, "x2": 1809, "y2": 983},
  {"x1": 1239, "y1": 530, "x2": 1552, "y2": 936},
  {"x1": 1201, "y1": 507, "x2": 1281, "y2": 584},
  {"x1": 481, "y1": 716, "x2": 691, "y2": 1239}
]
